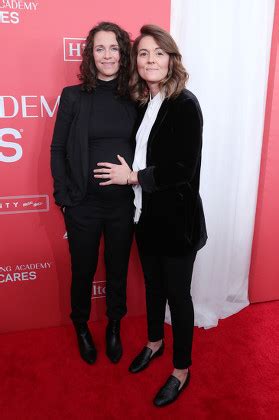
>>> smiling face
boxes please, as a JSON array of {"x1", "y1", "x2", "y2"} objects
[
  {"x1": 93, "y1": 30, "x2": 120, "y2": 81},
  {"x1": 137, "y1": 35, "x2": 170, "y2": 96}
]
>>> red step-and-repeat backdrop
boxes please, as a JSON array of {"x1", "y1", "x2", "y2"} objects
[{"x1": 0, "y1": 0, "x2": 170, "y2": 333}]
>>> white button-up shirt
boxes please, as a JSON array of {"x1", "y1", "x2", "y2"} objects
[{"x1": 132, "y1": 91, "x2": 165, "y2": 223}]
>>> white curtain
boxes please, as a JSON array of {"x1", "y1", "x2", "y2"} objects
[{"x1": 166, "y1": 0, "x2": 275, "y2": 328}]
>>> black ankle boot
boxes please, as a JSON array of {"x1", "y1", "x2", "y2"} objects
[
  {"x1": 73, "y1": 322, "x2": 97, "y2": 365},
  {"x1": 106, "y1": 319, "x2": 122, "y2": 363}
]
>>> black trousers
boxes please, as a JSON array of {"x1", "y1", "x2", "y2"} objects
[
  {"x1": 64, "y1": 196, "x2": 134, "y2": 324},
  {"x1": 137, "y1": 245, "x2": 197, "y2": 369}
]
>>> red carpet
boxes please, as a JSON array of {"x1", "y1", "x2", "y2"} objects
[{"x1": 1, "y1": 301, "x2": 278, "y2": 419}]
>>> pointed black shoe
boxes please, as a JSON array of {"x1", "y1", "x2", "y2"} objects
[
  {"x1": 129, "y1": 341, "x2": 164, "y2": 373},
  {"x1": 106, "y1": 320, "x2": 122, "y2": 363},
  {"x1": 73, "y1": 322, "x2": 97, "y2": 365},
  {"x1": 153, "y1": 370, "x2": 191, "y2": 407}
]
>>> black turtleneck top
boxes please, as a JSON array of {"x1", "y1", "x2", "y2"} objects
[{"x1": 87, "y1": 78, "x2": 136, "y2": 199}]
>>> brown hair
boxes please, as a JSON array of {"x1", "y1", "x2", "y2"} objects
[
  {"x1": 129, "y1": 24, "x2": 189, "y2": 103},
  {"x1": 78, "y1": 22, "x2": 131, "y2": 96}
]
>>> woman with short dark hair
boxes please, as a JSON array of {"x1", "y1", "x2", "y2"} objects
[
  {"x1": 94, "y1": 24, "x2": 207, "y2": 406},
  {"x1": 51, "y1": 22, "x2": 136, "y2": 365}
]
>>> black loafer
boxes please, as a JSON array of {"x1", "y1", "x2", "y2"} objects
[
  {"x1": 73, "y1": 322, "x2": 97, "y2": 365},
  {"x1": 153, "y1": 370, "x2": 191, "y2": 407},
  {"x1": 129, "y1": 341, "x2": 164, "y2": 373},
  {"x1": 106, "y1": 320, "x2": 122, "y2": 363}
]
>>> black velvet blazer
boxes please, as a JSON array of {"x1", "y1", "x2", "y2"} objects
[{"x1": 135, "y1": 88, "x2": 207, "y2": 256}]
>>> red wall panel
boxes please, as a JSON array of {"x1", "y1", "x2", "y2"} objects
[{"x1": 249, "y1": 1, "x2": 279, "y2": 302}]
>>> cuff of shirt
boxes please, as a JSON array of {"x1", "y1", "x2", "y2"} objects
[{"x1": 138, "y1": 166, "x2": 156, "y2": 193}]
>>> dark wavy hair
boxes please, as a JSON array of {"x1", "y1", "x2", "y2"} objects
[
  {"x1": 129, "y1": 24, "x2": 189, "y2": 103},
  {"x1": 78, "y1": 22, "x2": 132, "y2": 96}
]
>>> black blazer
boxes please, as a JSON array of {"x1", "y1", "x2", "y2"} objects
[
  {"x1": 135, "y1": 89, "x2": 207, "y2": 256},
  {"x1": 50, "y1": 84, "x2": 136, "y2": 207}
]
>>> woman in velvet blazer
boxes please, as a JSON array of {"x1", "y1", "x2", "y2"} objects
[
  {"x1": 94, "y1": 24, "x2": 207, "y2": 407},
  {"x1": 130, "y1": 86, "x2": 207, "y2": 257}
]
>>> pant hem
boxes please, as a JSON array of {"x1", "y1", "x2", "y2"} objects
[{"x1": 173, "y1": 360, "x2": 192, "y2": 369}]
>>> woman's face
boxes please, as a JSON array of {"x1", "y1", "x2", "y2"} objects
[
  {"x1": 93, "y1": 30, "x2": 120, "y2": 81},
  {"x1": 137, "y1": 35, "x2": 170, "y2": 92}
]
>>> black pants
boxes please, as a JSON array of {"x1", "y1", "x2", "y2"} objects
[
  {"x1": 138, "y1": 247, "x2": 197, "y2": 369},
  {"x1": 64, "y1": 196, "x2": 134, "y2": 324}
]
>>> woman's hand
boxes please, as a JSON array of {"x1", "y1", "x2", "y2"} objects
[{"x1": 93, "y1": 155, "x2": 131, "y2": 186}]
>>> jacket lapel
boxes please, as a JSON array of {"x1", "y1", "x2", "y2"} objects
[
  {"x1": 135, "y1": 103, "x2": 148, "y2": 131},
  {"x1": 147, "y1": 98, "x2": 169, "y2": 148},
  {"x1": 76, "y1": 90, "x2": 93, "y2": 181}
]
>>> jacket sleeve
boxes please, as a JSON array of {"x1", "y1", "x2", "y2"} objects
[
  {"x1": 138, "y1": 98, "x2": 203, "y2": 192},
  {"x1": 50, "y1": 87, "x2": 76, "y2": 206}
]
